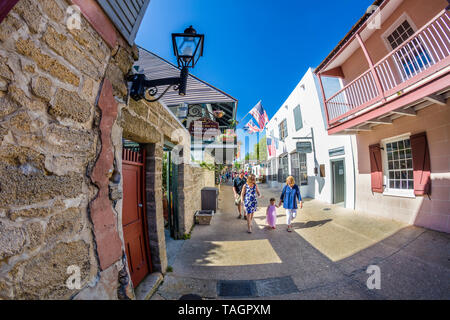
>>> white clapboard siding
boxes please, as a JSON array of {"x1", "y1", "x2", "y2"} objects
[{"x1": 98, "y1": 0, "x2": 151, "y2": 45}]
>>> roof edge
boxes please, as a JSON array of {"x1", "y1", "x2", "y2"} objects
[
  {"x1": 137, "y1": 46, "x2": 238, "y2": 103},
  {"x1": 314, "y1": 0, "x2": 386, "y2": 74}
]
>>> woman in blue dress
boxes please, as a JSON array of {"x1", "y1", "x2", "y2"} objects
[
  {"x1": 278, "y1": 176, "x2": 302, "y2": 232},
  {"x1": 240, "y1": 174, "x2": 261, "y2": 233}
]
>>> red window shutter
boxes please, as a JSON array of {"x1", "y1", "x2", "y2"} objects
[
  {"x1": 410, "y1": 132, "x2": 431, "y2": 196},
  {"x1": 369, "y1": 144, "x2": 383, "y2": 193},
  {"x1": 0, "y1": 0, "x2": 19, "y2": 24}
]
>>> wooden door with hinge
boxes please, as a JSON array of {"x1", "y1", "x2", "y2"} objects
[{"x1": 122, "y1": 146, "x2": 151, "y2": 287}]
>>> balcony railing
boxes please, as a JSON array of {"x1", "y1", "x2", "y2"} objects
[{"x1": 325, "y1": 10, "x2": 450, "y2": 126}]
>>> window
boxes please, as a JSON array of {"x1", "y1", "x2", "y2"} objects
[
  {"x1": 278, "y1": 155, "x2": 288, "y2": 183},
  {"x1": 293, "y1": 105, "x2": 303, "y2": 131},
  {"x1": 386, "y1": 19, "x2": 430, "y2": 79},
  {"x1": 387, "y1": 20, "x2": 415, "y2": 49},
  {"x1": 278, "y1": 119, "x2": 288, "y2": 141},
  {"x1": 383, "y1": 136, "x2": 414, "y2": 195},
  {"x1": 291, "y1": 152, "x2": 308, "y2": 185},
  {"x1": 271, "y1": 158, "x2": 277, "y2": 181}
]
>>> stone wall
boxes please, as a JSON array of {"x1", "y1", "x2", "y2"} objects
[
  {"x1": 0, "y1": 0, "x2": 220, "y2": 299},
  {"x1": 0, "y1": 0, "x2": 137, "y2": 299}
]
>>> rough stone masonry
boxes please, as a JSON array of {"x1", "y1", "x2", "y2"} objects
[
  {"x1": 0, "y1": 0, "x2": 137, "y2": 299},
  {"x1": 0, "y1": 0, "x2": 216, "y2": 300}
]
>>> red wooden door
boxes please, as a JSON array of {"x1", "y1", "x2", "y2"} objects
[{"x1": 122, "y1": 148, "x2": 151, "y2": 286}]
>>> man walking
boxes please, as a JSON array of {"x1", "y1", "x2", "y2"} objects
[{"x1": 233, "y1": 170, "x2": 247, "y2": 219}]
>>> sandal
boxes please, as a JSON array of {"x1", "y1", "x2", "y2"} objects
[
  {"x1": 244, "y1": 215, "x2": 247, "y2": 220},
  {"x1": 237, "y1": 215, "x2": 241, "y2": 219}
]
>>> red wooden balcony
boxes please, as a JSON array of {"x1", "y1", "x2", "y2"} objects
[{"x1": 322, "y1": 10, "x2": 450, "y2": 132}]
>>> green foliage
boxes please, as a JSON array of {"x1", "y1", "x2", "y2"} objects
[
  {"x1": 166, "y1": 266, "x2": 173, "y2": 272},
  {"x1": 182, "y1": 233, "x2": 191, "y2": 240},
  {"x1": 199, "y1": 161, "x2": 216, "y2": 171},
  {"x1": 244, "y1": 135, "x2": 268, "y2": 161}
]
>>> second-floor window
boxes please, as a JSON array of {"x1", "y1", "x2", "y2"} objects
[
  {"x1": 293, "y1": 105, "x2": 303, "y2": 131},
  {"x1": 279, "y1": 119, "x2": 288, "y2": 140},
  {"x1": 387, "y1": 20, "x2": 415, "y2": 49},
  {"x1": 387, "y1": 19, "x2": 430, "y2": 79}
]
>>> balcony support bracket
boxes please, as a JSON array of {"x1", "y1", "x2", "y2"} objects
[{"x1": 424, "y1": 94, "x2": 446, "y2": 106}]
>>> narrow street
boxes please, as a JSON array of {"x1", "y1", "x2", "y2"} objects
[{"x1": 152, "y1": 183, "x2": 450, "y2": 300}]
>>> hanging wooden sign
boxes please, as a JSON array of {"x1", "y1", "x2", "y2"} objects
[{"x1": 189, "y1": 117, "x2": 220, "y2": 139}]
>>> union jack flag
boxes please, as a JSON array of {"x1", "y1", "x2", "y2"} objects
[
  {"x1": 249, "y1": 101, "x2": 269, "y2": 130},
  {"x1": 266, "y1": 138, "x2": 276, "y2": 157},
  {"x1": 243, "y1": 119, "x2": 262, "y2": 133}
]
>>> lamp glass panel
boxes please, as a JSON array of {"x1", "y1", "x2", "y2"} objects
[{"x1": 176, "y1": 36, "x2": 200, "y2": 60}]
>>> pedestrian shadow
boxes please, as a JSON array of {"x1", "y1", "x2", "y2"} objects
[
  {"x1": 291, "y1": 219, "x2": 332, "y2": 229},
  {"x1": 253, "y1": 214, "x2": 285, "y2": 221}
]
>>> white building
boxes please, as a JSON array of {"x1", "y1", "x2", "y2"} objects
[{"x1": 266, "y1": 68, "x2": 357, "y2": 209}]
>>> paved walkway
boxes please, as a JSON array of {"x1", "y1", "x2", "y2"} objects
[{"x1": 152, "y1": 183, "x2": 450, "y2": 300}]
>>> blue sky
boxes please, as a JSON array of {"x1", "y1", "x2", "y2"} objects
[{"x1": 135, "y1": 0, "x2": 374, "y2": 157}]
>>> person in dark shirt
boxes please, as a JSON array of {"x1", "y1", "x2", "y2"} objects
[{"x1": 233, "y1": 170, "x2": 247, "y2": 219}]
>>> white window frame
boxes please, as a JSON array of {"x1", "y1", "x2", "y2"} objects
[
  {"x1": 381, "y1": 13, "x2": 418, "y2": 52},
  {"x1": 380, "y1": 133, "x2": 415, "y2": 198}
]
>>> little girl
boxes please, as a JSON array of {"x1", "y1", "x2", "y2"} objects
[{"x1": 266, "y1": 198, "x2": 278, "y2": 229}]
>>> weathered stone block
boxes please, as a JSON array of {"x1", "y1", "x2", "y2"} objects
[
  {"x1": 73, "y1": 264, "x2": 119, "y2": 300},
  {"x1": 0, "y1": 220, "x2": 26, "y2": 260},
  {"x1": 13, "y1": 241, "x2": 90, "y2": 299},
  {"x1": 22, "y1": 64, "x2": 35, "y2": 73},
  {"x1": 0, "y1": 96, "x2": 19, "y2": 118},
  {"x1": 44, "y1": 123, "x2": 96, "y2": 155},
  {"x1": 0, "y1": 15, "x2": 22, "y2": 43},
  {"x1": 121, "y1": 109, "x2": 160, "y2": 143},
  {"x1": 31, "y1": 76, "x2": 52, "y2": 102},
  {"x1": 68, "y1": 16, "x2": 110, "y2": 63},
  {"x1": 0, "y1": 56, "x2": 13, "y2": 81},
  {"x1": 8, "y1": 110, "x2": 33, "y2": 134},
  {"x1": 105, "y1": 62, "x2": 127, "y2": 98},
  {"x1": 109, "y1": 184, "x2": 123, "y2": 201},
  {"x1": 50, "y1": 88, "x2": 92, "y2": 123},
  {"x1": 40, "y1": 0, "x2": 65, "y2": 23},
  {"x1": 0, "y1": 157, "x2": 84, "y2": 206},
  {"x1": 113, "y1": 46, "x2": 134, "y2": 75},
  {"x1": 8, "y1": 203, "x2": 62, "y2": 221},
  {"x1": 0, "y1": 78, "x2": 8, "y2": 91},
  {"x1": 13, "y1": 0, "x2": 43, "y2": 34},
  {"x1": 0, "y1": 144, "x2": 45, "y2": 170},
  {"x1": 25, "y1": 221, "x2": 44, "y2": 251},
  {"x1": 45, "y1": 208, "x2": 83, "y2": 242},
  {"x1": 44, "y1": 154, "x2": 87, "y2": 176},
  {"x1": 128, "y1": 99, "x2": 148, "y2": 119},
  {"x1": 81, "y1": 76, "x2": 100, "y2": 103},
  {"x1": 43, "y1": 26, "x2": 101, "y2": 80},
  {"x1": 16, "y1": 38, "x2": 80, "y2": 86},
  {"x1": 0, "y1": 125, "x2": 7, "y2": 143}
]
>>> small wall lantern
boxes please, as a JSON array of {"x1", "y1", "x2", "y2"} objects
[{"x1": 128, "y1": 26, "x2": 204, "y2": 102}]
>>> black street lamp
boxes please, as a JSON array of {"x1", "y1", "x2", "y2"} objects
[{"x1": 128, "y1": 26, "x2": 204, "y2": 102}]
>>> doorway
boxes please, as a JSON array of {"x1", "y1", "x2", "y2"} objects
[
  {"x1": 162, "y1": 146, "x2": 179, "y2": 240},
  {"x1": 331, "y1": 159, "x2": 346, "y2": 206},
  {"x1": 122, "y1": 141, "x2": 152, "y2": 286}
]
